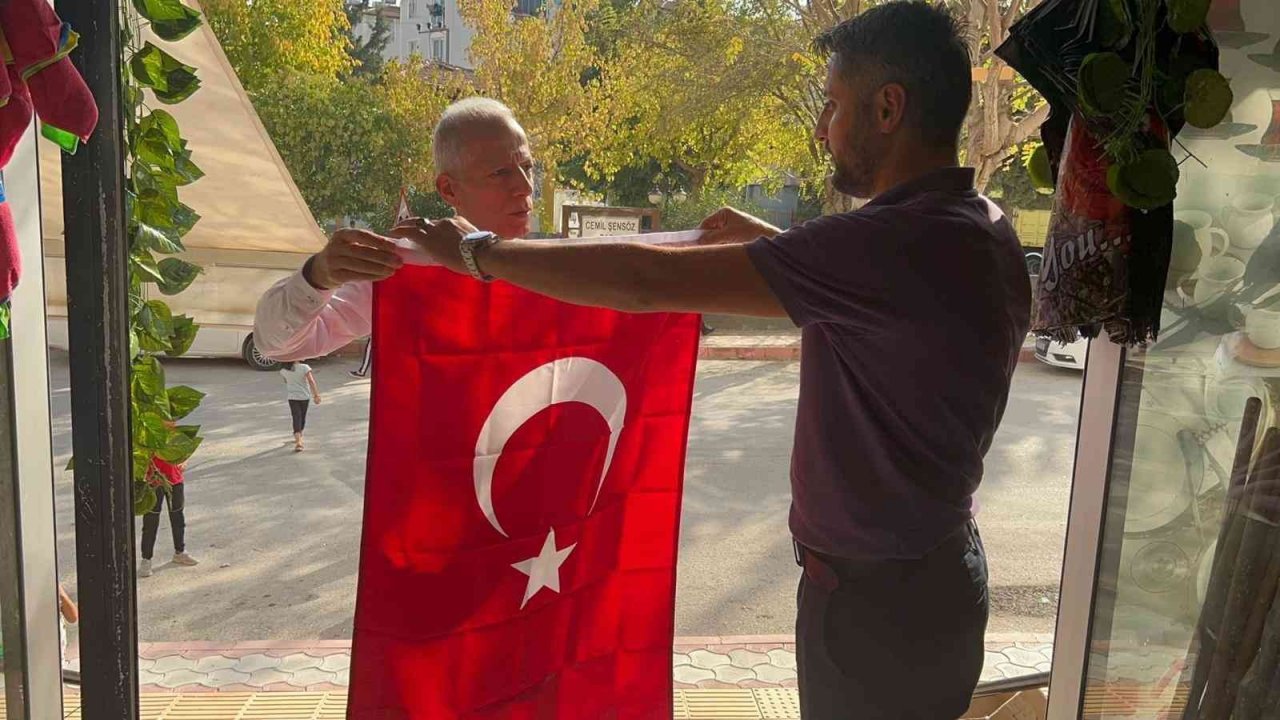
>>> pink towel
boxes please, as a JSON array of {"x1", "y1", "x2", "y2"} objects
[{"x1": 0, "y1": 0, "x2": 96, "y2": 143}]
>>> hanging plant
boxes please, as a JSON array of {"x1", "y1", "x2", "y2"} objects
[
  {"x1": 1022, "y1": 0, "x2": 1232, "y2": 212},
  {"x1": 120, "y1": 0, "x2": 207, "y2": 514}
]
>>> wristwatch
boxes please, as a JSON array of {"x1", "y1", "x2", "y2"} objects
[{"x1": 460, "y1": 230, "x2": 500, "y2": 281}]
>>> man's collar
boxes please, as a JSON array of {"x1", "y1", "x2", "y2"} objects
[{"x1": 865, "y1": 167, "x2": 976, "y2": 208}]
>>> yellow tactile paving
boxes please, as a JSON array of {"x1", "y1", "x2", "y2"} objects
[{"x1": 5, "y1": 689, "x2": 803, "y2": 720}]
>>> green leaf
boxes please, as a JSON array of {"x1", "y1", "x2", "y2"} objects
[
  {"x1": 167, "y1": 386, "x2": 205, "y2": 420},
  {"x1": 166, "y1": 315, "x2": 199, "y2": 357},
  {"x1": 132, "y1": 448, "x2": 152, "y2": 483},
  {"x1": 1096, "y1": 0, "x2": 1133, "y2": 49},
  {"x1": 1026, "y1": 145, "x2": 1054, "y2": 192},
  {"x1": 156, "y1": 430, "x2": 201, "y2": 464},
  {"x1": 138, "y1": 109, "x2": 181, "y2": 148},
  {"x1": 1184, "y1": 69, "x2": 1232, "y2": 129},
  {"x1": 132, "y1": 355, "x2": 167, "y2": 400},
  {"x1": 173, "y1": 151, "x2": 204, "y2": 184},
  {"x1": 136, "y1": 134, "x2": 178, "y2": 173},
  {"x1": 129, "y1": 328, "x2": 141, "y2": 360},
  {"x1": 134, "y1": 483, "x2": 158, "y2": 515},
  {"x1": 136, "y1": 410, "x2": 171, "y2": 448},
  {"x1": 1078, "y1": 52, "x2": 1132, "y2": 117},
  {"x1": 156, "y1": 258, "x2": 201, "y2": 295},
  {"x1": 1106, "y1": 149, "x2": 1180, "y2": 210},
  {"x1": 1167, "y1": 0, "x2": 1211, "y2": 34},
  {"x1": 171, "y1": 202, "x2": 201, "y2": 237},
  {"x1": 149, "y1": 11, "x2": 200, "y2": 42},
  {"x1": 138, "y1": 299, "x2": 175, "y2": 341},
  {"x1": 133, "y1": 219, "x2": 185, "y2": 254},
  {"x1": 132, "y1": 250, "x2": 166, "y2": 284},
  {"x1": 129, "y1": 43, "x2": 201, "y2": 104},
  {"x1": 175, "y1": 423, "x2": 200, "y2": 439}
]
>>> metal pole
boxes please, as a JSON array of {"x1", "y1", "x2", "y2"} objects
[{"x1": 58, "y1": 0, "x2": 139, "y2": 716}]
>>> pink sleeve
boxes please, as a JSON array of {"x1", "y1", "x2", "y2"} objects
[{"x1": 253, "y1": 271, "x2": 372, "y2": 360}]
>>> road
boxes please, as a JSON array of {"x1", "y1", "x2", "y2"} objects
[{"x1": 48, "y1": 353, "x2": 1080, "y2": 643}]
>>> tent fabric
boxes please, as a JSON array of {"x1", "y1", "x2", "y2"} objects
[{"x1": 40, "y1": 0, "x2": 325, "y2": 259}]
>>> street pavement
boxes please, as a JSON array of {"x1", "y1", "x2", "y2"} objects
[{"x1": 47, "y1": 349, "x2": 1081, "y2": 648}]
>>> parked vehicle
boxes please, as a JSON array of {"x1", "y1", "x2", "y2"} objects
[{"x1": 1035, "y1": 335, "x2": 1088, "y2": 370}]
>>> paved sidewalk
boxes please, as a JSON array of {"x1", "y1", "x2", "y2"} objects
[{"x1": 67, "y1": 634, "x2": 1054, "y2": 694}]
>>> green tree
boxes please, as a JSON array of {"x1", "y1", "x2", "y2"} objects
[
  {"x1": 207, "y1": 0, "x2": 466, "y2": 226},
  {"x1": 591, "y1": 0, "x2": 818, "y2": 199},
  {"x1": 948, "y1": 0, "x2": 1049, "y2": 191},
  {"x1": 202, "y1": 0, "x2": 352, "y2": 90},
  {"x1": 459, "y1": 0, "x2": 605, "y2": 230},
  {"x1": 345, "y1": 0, "x2": 393, "y2": 78}
]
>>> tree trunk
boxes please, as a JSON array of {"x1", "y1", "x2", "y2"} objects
[{"x1": 540, "y1": 167, "x2": 556, "y2": 234}]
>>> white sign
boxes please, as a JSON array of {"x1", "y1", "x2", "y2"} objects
[{"x1": 580, "y1": 215, "x2": 641, "y2": 237}]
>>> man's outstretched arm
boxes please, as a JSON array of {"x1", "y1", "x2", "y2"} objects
[
  {"x1": 392, "y1": 211, "x2": 787, "y2": 318},
  {"x1": 482, "y1": 240, "x2": 785, "y2": 316}
]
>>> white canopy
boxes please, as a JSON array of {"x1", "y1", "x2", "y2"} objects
[{"x1": 41, "y1": 0, "x2": 326, "y2": 259}]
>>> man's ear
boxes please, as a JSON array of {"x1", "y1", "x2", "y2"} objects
[
  {"x1": 436, "y1": 173, "x2": 458, "y2": 207},
  {"x1": 875, "y1": 83, "x2": 907, "y2": 134}
]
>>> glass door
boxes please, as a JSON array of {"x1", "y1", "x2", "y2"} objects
[
  {"x1": 1065, "y1": 1, "x2": 1280, "y2": 716},
  {"x1": 0, "y1": 120, "x2": 70, "y2": 718}
]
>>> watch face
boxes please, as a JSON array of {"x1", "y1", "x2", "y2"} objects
[{"x1": 465, "y1": 231, "x2": 496, "y2": 243}]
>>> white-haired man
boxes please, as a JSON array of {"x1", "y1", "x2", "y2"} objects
[{"x1": 253, "y1": 97, "x2": 535, "y2": 360}]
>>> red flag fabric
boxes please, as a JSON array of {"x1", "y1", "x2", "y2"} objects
[{"x1": 350, "y1": 265, "x2": 701, "y2": 719}]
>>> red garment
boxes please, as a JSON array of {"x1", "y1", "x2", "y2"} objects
[
  {"x1": 0, "y1": 65, "x2": 32, "y2": 170},
  {"x1": 153, "y1": 458, "x2": 184, "y2": 486},
  {"x1": 0, "y1": 0, "x2": 97, "y2": 144},
  {"x1": 349, "y1": 266, "x2": 700, "y2": 719}
]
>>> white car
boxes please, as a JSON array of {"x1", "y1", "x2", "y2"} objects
[{"x1": 1034, "y1": 335, "x2": 1088, "y2": 370}]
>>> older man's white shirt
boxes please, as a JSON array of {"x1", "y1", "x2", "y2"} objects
[{"x1": 253, "y1": 271, "x2": 372, "y2": 361}]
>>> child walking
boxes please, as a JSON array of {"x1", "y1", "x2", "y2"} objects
[{"x1": 280, "y1": 360, "x2": 322, "y2": 451}]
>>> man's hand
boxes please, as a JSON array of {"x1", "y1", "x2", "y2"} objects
[
  {"x1": 391, "y1": 216, "x2": 479, "y2": 275},
  {"x1": 698, "y1": 207, "x2": 782, "y2": 246},
  {"x1": 305, "y1": 229, "x2": 405, "y2": 290}
]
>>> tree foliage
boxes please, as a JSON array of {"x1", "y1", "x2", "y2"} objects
[
  {"x1": 206, "y1": 0, "x2": 466, "y2": 225},
  {"x1": 344, "y1": 1, "x2": 393, "y2": 78},
  {"x1": 458, "y1": 0, "x2": 605, "y2": 228},
  {"x1": 948, "y1": 0, "x2": 1049, "y2": 191},
  {"x1": 591, "y1": 0, "x2": 819, "y2": 197},
  {"x1": 205, "y1": 0, "x2": 1050, "y2": 231},
  {"x1": 203, "y1": 0, "x2": 353, "y2": 89}
]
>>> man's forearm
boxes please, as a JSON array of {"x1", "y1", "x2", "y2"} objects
[{"x1": 477, "y1": 239, "x2": 785, "y2": 317}]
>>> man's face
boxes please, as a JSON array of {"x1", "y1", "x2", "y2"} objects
[
  {"x1": 814, "y1": 58, "x2": 887, "y2": 199},
  {"x1": 437, "y1": 122, "x2": 535, "y2": 238}
]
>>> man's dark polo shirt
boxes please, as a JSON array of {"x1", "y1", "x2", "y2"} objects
[{"x1": 746, "y1": 167, "x2": 1032, "y2": 559}]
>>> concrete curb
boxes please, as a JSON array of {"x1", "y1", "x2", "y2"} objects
[
  {"x1": 698, "y1": 345, "x2": 801, "y2": 362},
  {"x1": 697, "y1": 344, "x2": 1040, "y2": 364}
]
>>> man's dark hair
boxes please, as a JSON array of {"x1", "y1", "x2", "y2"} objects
[{"x1": 814, "y1": 1, "x2": 972, "y2": 149}]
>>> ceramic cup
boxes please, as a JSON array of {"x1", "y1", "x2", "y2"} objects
[
  {"x1": 1225, "y1": 192, "x2": 1277, "y2": 256},
  {"x1": 1174, "y1": 210, "x2": 1229, "y2": 261},
  {"x1": 1194, "y1": 255, "x2": 1245, "y2": 305},
  {"x1": 1246, "y1": 305, "x2": 1280, "y2": 349}
]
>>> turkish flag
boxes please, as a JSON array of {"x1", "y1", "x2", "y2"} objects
[{"x1": 349, "y1": 265, "x2": 701, "y2": 719}]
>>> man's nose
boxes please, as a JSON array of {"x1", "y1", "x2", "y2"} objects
[{"x1": 512, "y1": 167, "x2": 534, "y2": 197}]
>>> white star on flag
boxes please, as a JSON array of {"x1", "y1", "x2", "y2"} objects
[{"x1": 512, "y1": 528, "x2": 576, "y2": 609}]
